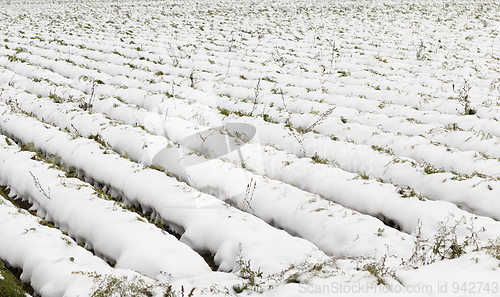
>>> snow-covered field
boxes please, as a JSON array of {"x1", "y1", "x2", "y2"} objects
[{"x1": 1, "y1": 0, "x2": 500, "y2": 296}]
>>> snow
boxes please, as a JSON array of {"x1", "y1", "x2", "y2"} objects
[
  {"x1": 0, "y1": 193, "x2": 167, "y2": 297},
  {"x1": 0, "y1": 91, "x2": 416, "y2": 262},
  {"x1": 0, "y1": 135, "x2": 212, "y2": 282},
  {"x1": 0, "y1": 106, "x2": 333, "y2": 277}
]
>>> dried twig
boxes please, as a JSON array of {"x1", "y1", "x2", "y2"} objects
[
  {"x1": 280, "y1": 89, "x2": 306, "y2": 156},
  {"x1": 453, "y1": 78, "x2": 475, "y2": 115},
  {"x1": 80, "y1": 80, "x2": 96, "y2": 111},
  {"x1": 29, "y1": 171, "x2": 51, "y2": 200},
  {"x1": 272, "y1": 47, "x2": 286, "y2": 67},
  {"x1": 327, "y1": 39, "x2": 337, "y2": 72},
  {"x1": 250, "y1": 78, "x2": 261, "y2": 116},
  {"x1": 167, "y1": 42, "x2": 179, "y2": 67},
  {"x1": 304, "y1": 107, "x2": 335, "y2": 133},
  {"x1": 416, "y1": 40, "x2": 425, "y2": 61},
  {"x1": 226, "y1": 59, "x2": 232, "y2": 76},
  {"x1": 242, "y1": 178, "x2": 256, "y2": 213},
  {"x1": 71, "y1": 123, "x2": 79, "y2": 134},
  {"x1": 8, "y1": 74, "x2": 15, "y2": 87}
]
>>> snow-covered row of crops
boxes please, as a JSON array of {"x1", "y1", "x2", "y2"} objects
[
  {"x1": 0, "y1": 163, "x2": 171, "y2": 296},
  {"x1": 0, "y1": 132, "x2": 214, "y2": 281},
  {"x1": 1, "y1": 0, "x2": 500, "y2": 296},
  {"x1": 0, "y1": 103, "x2": 338, "y2": 275}
]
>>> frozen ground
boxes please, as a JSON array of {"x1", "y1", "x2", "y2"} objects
[{"x1": 0, "y1": 0, "x2": 500, "y2": 296}]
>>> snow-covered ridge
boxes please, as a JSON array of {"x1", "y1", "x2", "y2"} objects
[
  {"x1": 0, "y1": 180, "x2": 168, "y2": 297},
  {"x1": 0, "y1": 134, "x2": 212, "y2": 282},
  {"x1": 0, "y1": 103, "x2": 335, "y2": 276},
  {"x1": 0, "y1": 90, "x2": 415, "y2": 261}
]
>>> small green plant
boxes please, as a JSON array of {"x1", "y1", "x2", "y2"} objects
[
  {"x1": 49, "y1": 92, "x2": 65, "y2": 103},
  {"x1": 19, "y1": 142, "x2": 44, "y2": 161},
  {"x1": 374, "y1": 55, "x2": 388, "y2": 63},
  {"x1": 285, "y1": 273, "x2": 301, "y2": 284},
  {"x1": 124, "y1": 62, "x2": 138, "y2": 69},
  {"x1": 14, "y1": 47, "x2": 27, "y2": 54},
  {"x1": 88, "y1": 133, "x2": 107, "y2": 148},
  {"x1": 357, "y1": 171, "x2": 370, "y2": 180},
  {"x1": 397, "y1": 185, "x2": 425, "y2": 200},
  {"x1": 271, "y1": 87, "x2": 280, "y2": 94},
  {"x1": 233, "y1": 110, "x2": 251, "y2": 117},
  {"x1": 6, "y1": 54, "x2": 27, "y2": 63},
  {"x1": 62, "y1": 236, "x2": 73, "y2": 246},
  {"x1": 65, "y1": 167, "x2": 78, "y2": 179},
  {"x1": 337, "y1": 70, "x2": 350, "y2": 77},
  {"x1": 467, "y1": 108, "x2": 477, "y2": 115},
  {"x1": 274, "y1": 256, "x2": 339, "y2": 286},
  {"x1": 371, "y1": 145, "x2": 394, "y2": 155},
  {"x1": 261, "y1": 113, "x2": 277, "y2": 123},
  {"x1": 406, "y1": 117, "x2": 422, "y2": 124},
  {"x1": 162, "y1": 91, "x2": 173, "y2": 99},
  {"x1": 362, "y1": 255, "x2": 394, "y2": 285},
  {"x1": 423, "y1": 164, "x2": 446, "y2": 175},
  {"x1": 262, "y1": 76, "x2": 277, "y2": 83},
  {"x1": 311, "y1": 152, "x2": 329, "y2": 164},
  {"x1": 72, "y1": 271, "x2": 173, "y2": 297},
  {"x1": 38, "y1": 219, "x2": 55, "y2": 228},
  {"x1": 147, "y1": 164, "x2": 168, "y2": 173},
  {"x1": 217, "y1": 107, "x2": 230, "y2": 116},
  {"x1": 484, "y1": 237, "x2": 500, "y2": 260},
  {"x1": 407, "y1": 216, "x2": 482, "y2": 268},
  {"x1": 432, "y1": 217, "x2": 480, "y2": 261},
  {"x1": 233, "y1": 245, "x2": 263, "y2": 293}
]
